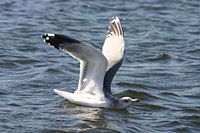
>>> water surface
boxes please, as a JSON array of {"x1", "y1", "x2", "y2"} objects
[{"x1": 0, "y1": 0, "x2": 200, "y2": 133}]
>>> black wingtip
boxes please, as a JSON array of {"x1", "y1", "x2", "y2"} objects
[
  {"x1": 41, "y1": 33, "x2": 60, "y2": 49},
  {"x1": 42, "y1": 33, "x2": 82, "y2": 50},
  {"x1": 54, "y1": 34, "x2": 81, "y2": 44},
  {"x1": 41, "y1": 34, "x2": 47, "y2": 39}
]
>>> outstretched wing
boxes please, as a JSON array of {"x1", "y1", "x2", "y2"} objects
[
  {"x1": 42, "y1": 33, "x2": 108, "y2": 97},
  {"x1": 102, "y1": 17, "x2": 125, "y2": 94}
]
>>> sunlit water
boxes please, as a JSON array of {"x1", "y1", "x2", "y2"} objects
[{"x1": 0, "y1": 0, "x2": 200, "y2": 133}]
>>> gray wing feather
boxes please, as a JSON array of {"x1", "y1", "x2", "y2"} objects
[{"x1": 42, "y1": 33, "x2": 107, "y2": 96}]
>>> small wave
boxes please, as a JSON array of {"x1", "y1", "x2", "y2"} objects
[
  {"x1": 182, "y1": 108, "x2": 199, "y2": 114},
  {"x1": 116, "y1": 82, "x2": 146, "y2": 89},
  {"x1": 180, "y1": 115, "x2": 200, "y2": 120},
  {"x1": 187, "y1": 31, "x2": 200, "y2": 35},
  {"x1": 30, "y1": 83, "x2": 45, "y2": 88},
  {"x1": 17, "y1": 46, "x2": 39, "y2": 52},
  {"x1": 146, "y1": 53, "x2": 171, "y2": 61},
  {"x1": 140, "y1": 104, "x2": 168, "y2": 111},
  {"x1": 174, "y1": 127, "x2": 190, "y2": 132},
  {"x1": 168, "y1": 120, "x2": 180, "y2": 126},
  {"x1": 14, "y1": 59, "x2": 40, "y2": 65},
  {"x1": 79, "y1": 127, "x2": 122, "y2": 133},
  {"x1": 187, "y1": 48, "x2": 200, "y2": 53},
  {"x1": 8, "y1": 103, "x2": 21, "y2": 107},
  {"x1": 0, "y1": 61, "x2": 18, "y2": 68},
  {"x1": 164, "y1": 121, "x2": 191, "y2": 132},
  {"x1": 40, "y1": 129, "x2": 68, "y2": 133},
  {"x1": 192, "y1": 121, "x2": 200, "y2": 127},
  {"x1": 160, "y1": 92, "x2": 180, "y2": 97},
  {"x1": 46, "y1": 68, "x2": 61, "y2": 73},
  {"x1": 0, "y1": 91, "x2": 7, "y2": 95}
]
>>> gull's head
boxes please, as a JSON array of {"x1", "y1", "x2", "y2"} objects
[{"x1": 118, "y1": 97, "x2": 139, "y2": 109}]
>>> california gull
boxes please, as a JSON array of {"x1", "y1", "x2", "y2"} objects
[{"x1": 41, "y1": 17, "x2": 139, "y2": 109}]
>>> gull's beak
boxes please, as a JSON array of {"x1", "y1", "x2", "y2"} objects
[{"x1": 131, "y1": 98, "x2": 139, "y2": 102}]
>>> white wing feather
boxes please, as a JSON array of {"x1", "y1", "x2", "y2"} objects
[
  {"x1": 102, "y1": 17, "x2": 125, "y2": 71},
  {"x1": 102, "y1": 17, "x2": 125, "y2": 94}
]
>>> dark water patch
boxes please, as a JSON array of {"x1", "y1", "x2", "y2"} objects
[
  {"x1": 180, "y1": 115, "x2": 200, "y2": 120},
  {"x1": 17, "y1": 45, "x2": 39, "y2": 52},
  {"x1": 174, "y1": 127, "x2": 190, "y2": 133},
  {"x1": 0, "y1": 118, "x2": 9, "y2": 123},
  {"x1": 159, "y1": 92, "x2": 183, "y2": 104},
  {"x1": 46, "y1": 68, "x2": 62, "y2": 73},
  {"x1": 11, "y1": 111, "x2": 33, "y2": 119},
  {"x1": 140, "y1": 104, "x2": 168, "y2": 111},
  {"x1": 8, "y1": 103, "x2": 21, "y2": 107},
  {"x1": 187, "y1": 48, "x2": 200, "y2": 54},
  {"x1": 167, "y1": 120, "x2": 180, "y2": 127},
  {"x1": 0, "y1": 61, "x2": 19, "y2": 68},
  {"x1": 79, "y1": 127, "x2": 122, "y2": 133},
  {"x1": 181, "y1": 108, "x2": 200, "y2": 114},
  {"x1": 146, "y1": 53, "x2": 171, "y2": 62},
  {"x1": 116, "y1": 82, "x2": 147, "y2": 89},
  {"x1": 160, "y1": 92, "x2": 179, "y2": 97},
  {"x1": 0, "y1": 90, "x2": 8, "y2": 95},
  {"x1": 144, "y1": 71, "x2": 176, "y2": 77},
  {"x1": 184, "y1": 94, "x2": 200, "y2": 99},
  {"x1": 40, "y1": 129, "x2": 69, "y2": 133},
  {"x1": 164, "y1": 35, "x2": 188, "y2": 42},
  {"x1": 29, "y1": 83, "x2": 46, "y2": 88},
  {"x1": 14, "y1": 59, "x2": 41, "y2": 65},
  {"x1": 187, "y1": 31, "x2": 200, "y2": 35},
  {"x1": 191, "y1": 121, "x2": 200, "y2": 127}
]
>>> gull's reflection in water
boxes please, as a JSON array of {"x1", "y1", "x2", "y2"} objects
[
  {"x1": 59, "y1": 101, "x2": 114, "y2": 132},
  {"x1": 58, "y1": 101, "x2": 132, "y2": 132}
]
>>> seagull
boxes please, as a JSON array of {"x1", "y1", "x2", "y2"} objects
[{"x1": 41, "y1": 17, "x2": 139, "y2": 109}]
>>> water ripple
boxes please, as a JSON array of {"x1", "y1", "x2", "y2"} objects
[
  {"x1": 146, "y1": 53, "x2": 171, "y2": 61},
  {"x1": 1, "y1": 0, "x2": 200, "y2": 133}
]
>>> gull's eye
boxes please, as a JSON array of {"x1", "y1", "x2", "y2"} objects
[{"x1": 124, "y1": 99, "x2": 129, "y2": 102}]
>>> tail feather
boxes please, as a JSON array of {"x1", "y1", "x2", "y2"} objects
[{"x1": 53, "y1": 89, "x2": 74, "y2": 100}]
